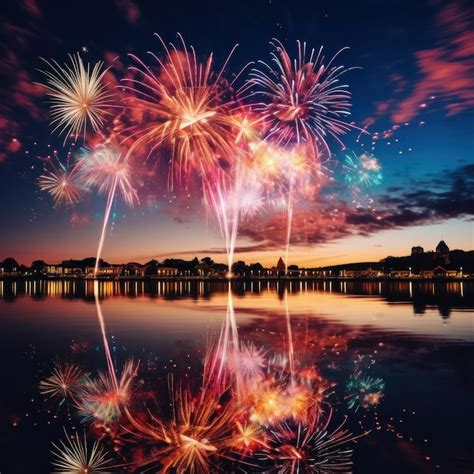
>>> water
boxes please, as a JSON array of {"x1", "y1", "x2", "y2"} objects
[{"x1": 0, "y1": 279, "x2": 472, "y2": 473}]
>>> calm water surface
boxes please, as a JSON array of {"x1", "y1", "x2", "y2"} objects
[{"x1": 0, "y1": 279, "x2": 472, "y2": 473}]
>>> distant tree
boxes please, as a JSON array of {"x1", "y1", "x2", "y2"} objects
[
  {"x1": 213, "y1": 263, "x2": 228, "y2": 274},
  {"x1": 232, "y1": 260, "x2": 247, "y2": 276},
  {"x1": 82, "y1": 257, "x2": 109, "y2": 269},
  {"x1": 2, "y1": 258, "x2": 19, "y2": 272},
  {"x1": 249, "y1": 263, "x2": 264, "y2": 274},
  {"x1": 201, "y1": 256, "x2": 215, "y2": 266},
  {"x1": 144, "y1": 260, "x2": 159, "y2": 276},
  {"x1": 31, "y1": 260, "x2": 46, "y2": 273},
  {"x1": 288, "y1": 264, "x2": 299, "y2": 270}
]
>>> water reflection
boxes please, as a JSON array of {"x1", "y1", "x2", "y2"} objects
[
  {"x1": 1, "y1": 279, "x2": 472, "y2": 320},
  {"x1": 0, "y1": 278, "x2": 472, "y2": 472}
]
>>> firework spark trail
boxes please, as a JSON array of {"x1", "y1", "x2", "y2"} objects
[
  {"x1": 77, "y1": 358, "x2": 137, "y2": 424},
  {"x1": 212, "y1": 284, "x2": 241, "y2": 392},
  {"x1": 124, "y1": 377, "x2": 237, "y2": 473},
  {"x1": 248, "y1": 39, "x2": 360, "y2": 276},
  {"x1": 75, "y1": 146, "x2": 137, "y2": 397},
  {"x1": 94, "y1": 281, "x2": 119, "y2": 392},
  {"x1": 284, "y1": 289, "x2": 296, "y2": 390},
  {"x1": 201, "y1": 163, "x2": 252, "y2": 275},
  {"x1": 39, "y1": 361, "x2": 86, "y2": 406},
  {"x1": 93, "y1": 174, "x2": 118, "y2": 276},
  {"x1": 76, "y1": 147, "x2": 137, "y2": 275},
  {"x1": 284, "y1": 171, "x2": 295, "y2": 276}
]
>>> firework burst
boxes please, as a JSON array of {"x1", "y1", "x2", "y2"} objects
[
  {"x1": 264, "y1": 411, "x2": 365, "y2": 473},
  {"x1": 38, "y1": 53, "x2": 113, "y2": 143},
  {"x1": 124, "y1": 377, "x2": 238, "y2": 473},
  {"x1": 78, "y1": 147, "x2": 138, "y2": 206},
  {"x1": 343, "y1": 152, "x2": 383, "y2": 188},
  {"x1": 77, "y1": 147, "x2": 138, "y2": 275},
  {"x1": 123, "y1": 34, "x2": 248, "y2": 186},
  {"x1": 346, "y1": 370, "x2": 385, "y2": 411},
  {"x1": 77, "y1": 359, "x2": 138, "y2": 424},
  {"x1": 233, "y1": 343, "x2": 267, "y2": 382},
  {"x1": 39, "y1": 361, "x2": 86, "y2": 404},
  {"x1": 51, "y1": 430, "x2": 113, "y2": 473},
  {"x1": 247, "y1": 39, "x2": 358, "y2": 154},
  {"x1": 38, "y1": 160, "x2": 86, "y2": 208}
]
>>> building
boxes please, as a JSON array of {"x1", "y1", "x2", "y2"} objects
[
  {"x1": 62, "y1": 267, "x2": 83, "y2": 276},
  {"x1": 389, "y1": 269, "x2": 412, "y2": 278},
  {"x1": 45, "y1": 264, "x2": 63, "y2": 276},
  {"x1": 156, "y1": 267, "x2": 178, "y2": 277},
  {"x1": 420, "y1": 265, "x2": 459, "y2": 278},
  {"x1": 86, "y1": 266, "x2": 123, "y2": 278},
  {"x1": 123, "y1": 263, "x2": 145, "y2": 277},
  {"x1": 411, "y1": 246, "x2": 424, "y2": 255},
  {"x1": 436, "y1": 240, "x2": 449, "y2": 256},
  {"x1": 433, "y1": 265, "x2": 458, "y2": 278},
  {"x1": 342, "y1": 268, "x2": 381, "y2": 278},
  {"x1": 269, "y1": 257, "x2": 286, "y2": 277}
]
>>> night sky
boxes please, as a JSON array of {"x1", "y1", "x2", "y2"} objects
[{"x1": 1, "y1": 0, "x2": 473, "y2": 266}]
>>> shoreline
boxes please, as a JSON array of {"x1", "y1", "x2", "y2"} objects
[{"x1": 0, "y1": 275, "x2": 471, "y2": 283}]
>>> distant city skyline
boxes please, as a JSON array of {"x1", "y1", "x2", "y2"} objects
[{"x1": 2, "y1": 233, "x2": 471, "y2": 268}]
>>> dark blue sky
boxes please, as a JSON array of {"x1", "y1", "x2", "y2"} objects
[{"x1": 1, "y1": 0, "x2": 473, "y2": 265}]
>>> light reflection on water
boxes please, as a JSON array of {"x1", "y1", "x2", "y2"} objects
[
  {"x1": 1, "y1": 279, "x2": 472, "y2": 341},
  {"x1": 0, "y1": 279, "x2": 472, "y2": 473}
]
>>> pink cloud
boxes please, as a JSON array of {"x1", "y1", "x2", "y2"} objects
[
  {"x1": 372, "y1": 1, "x2": 474, "y2": 124},
  {"x1": 21, "y1": 0, "x2": 42, "y2": 17},
  {"x1": 115, "y1": 0, "x2": 141, "y2": 24}
]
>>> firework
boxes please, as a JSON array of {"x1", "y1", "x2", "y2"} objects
[
  {"x1": 78, "y1": 147, "x2": 137, "y2": 206},
  {"x1": 202, "y1": 162, "x2": 263, "y2": 275},
  {"x1": 346, "y1": 370, "x2": 385, "y2": 411},
  {"x1": 39, "y1": 361, "x2": 86, "y2": 404},
  {"x1": 247, "y1": 39, "x2": 358, "y2": 154},
  {"x1": 51, "y1": 430, "x2": 113, "y2": 473},
  {"x1": 77, "y1": 147, "x2": 137, "y2": 275},
  {"x1": 264, "y1": 411, "x2": 365, "y2": 473},
  {"x1": 230, "y1": 421, "x2": 269, "y2": 453},
  {"x1": 343, "y1": 152, "x2": 383, "y2": 188},
  {"x1": 77, "y1": 359, "x2": 138, "y2": 424},
  {"x1": 124, "y1": 34, "x2": 247, "y2": 186},
  {"x1": 38, "y1": 53, "x2": 113, "y2": 143},
  {"x1": 232, "y1": 343, "x2": 267, "y2": 382},
  {"x1": 125, "y1": 382, "x2": 237, "y2": 473},
  {"x1": 38, "y1": 160, "x2": 86, "y2": 208}
]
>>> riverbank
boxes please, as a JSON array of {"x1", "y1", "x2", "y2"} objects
[{"x1": 0, "y1": 274, "x2": 471, "y2": 282}]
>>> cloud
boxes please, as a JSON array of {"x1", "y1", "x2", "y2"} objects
[
  {"x1": 372, "y1": 1, "x2": 474, "y2": 124},
  {"x1": 0, "y1": 29, "x2": 45, "y2": 161},
  {"x1": 21, "y1": 0, "x2": 42, "y2": 18},
  {"x1": 115, "y1": 0, "x2": 141, "y2": 24},
  {"x1": 236, "y1": 164, "x2": 474, "y2": 249}
]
